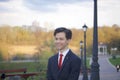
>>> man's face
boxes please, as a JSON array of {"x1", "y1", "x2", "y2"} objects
[{"x1": 54, "y1": 32, "x2": 70, "y2": 51}]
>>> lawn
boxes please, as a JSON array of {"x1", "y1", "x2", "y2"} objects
[
  {"x1": 109, "y1": 56, "x2": 120, "y2": 66},
  {"x1": 0, "y1": 61, "x2": 48, "y2": 80}
]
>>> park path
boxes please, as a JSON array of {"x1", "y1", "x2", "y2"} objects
[
  {"x1": 79, "y1": 55, "x2": 120, "y2": 80},
  {"x1": 99, "y1": 55, "x2": 120, "y2": 80}
]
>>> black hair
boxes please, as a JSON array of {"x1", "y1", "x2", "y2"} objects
[{"x1": 54, "y1": 27, "x2": 72, "y2": 40}]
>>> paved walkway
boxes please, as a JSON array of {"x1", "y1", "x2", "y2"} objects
[
  {"x1": 99, "y1": 55, "x2": 120, "y2": 80},
  {"x1": 79, "y1": 55, "x2": 120, "y2": 80}
]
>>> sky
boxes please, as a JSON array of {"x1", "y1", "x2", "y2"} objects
[{"x1": 0, "y1": 0, "x2": 120, "y2": 29}]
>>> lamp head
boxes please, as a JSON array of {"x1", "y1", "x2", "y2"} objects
[
  {"x1": 82, "y1": 24, "x2": 88, "y2": 32},
  {"x1": 80, "y1": 40, "x2": 83, "y2": 46}
]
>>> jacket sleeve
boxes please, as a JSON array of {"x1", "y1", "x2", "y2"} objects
[{"x1": 47, "y1": 58, "x2": 53, "y2": 80}]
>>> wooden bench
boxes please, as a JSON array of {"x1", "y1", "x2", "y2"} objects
[
  {"x1": 0, "y1": 68, "x2": 39, "y2": 80},
  {"x1": 0, "y1": 68, "x2": 27, "y2": 73}
]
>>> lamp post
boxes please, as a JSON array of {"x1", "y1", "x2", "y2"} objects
[
  {"x1": 82, "y1": 24, "x2": 88, "y2": 80},
  {"x1": 90, "y1": 0, "x2": 100, "y2": 80},
  {"x1": 80, "y1": 41, "x2": 83, "y2": 73}
]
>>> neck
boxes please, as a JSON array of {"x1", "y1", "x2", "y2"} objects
[{"x1": 59, "y1": 47, "x2": 68, "y2": 53}]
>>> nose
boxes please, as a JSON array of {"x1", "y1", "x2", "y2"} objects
[{"x1": 55, "y1": 39, "x2": 60, "y2": 43}]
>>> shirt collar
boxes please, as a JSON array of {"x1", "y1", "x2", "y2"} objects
[{"x1": 59, "y1": 48, "x2": 69, "y2": 57}]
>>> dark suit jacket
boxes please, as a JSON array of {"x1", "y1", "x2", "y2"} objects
[{"x1": 47, "y1": 50, "x2": 81, "y2": 80}]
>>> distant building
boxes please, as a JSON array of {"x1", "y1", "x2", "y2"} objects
[
  {"x1": 22, "y1": 20, "x2": 46, "y2": 32},
  {"x1": 98, "y1": 42, "x2": 107, "y2": 55},
  {"x1": 32, "y1": 20, "x2": 40, "y2": 27}
]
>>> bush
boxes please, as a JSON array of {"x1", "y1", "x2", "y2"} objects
[
  {"x1": 0, "y1": 43, "x2": 9, "y2": 61},
  {"x1": 112, "y1": 55, "x2": 116, "y2": 59},
  {"x1": 0, "y1": 51, "x2": 3, "y2": 61}
]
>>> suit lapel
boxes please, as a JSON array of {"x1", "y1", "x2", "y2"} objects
[
  {"x1": 57, "y1": 50, "x2": 72, "y2": 79},
  {"x1": 54, "y1": 54, "x2": 59, "y2": 71},
  {"x1": 60, "y1": 50, "x2": 71, "y2": 71}
]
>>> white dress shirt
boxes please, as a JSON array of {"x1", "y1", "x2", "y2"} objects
[{"x1": 58, "y1": 49, "x2": 69, "y2": 65}]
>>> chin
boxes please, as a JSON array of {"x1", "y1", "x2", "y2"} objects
[{"x1": 57, "y1": 47, "x2": 62, "y2": 50}]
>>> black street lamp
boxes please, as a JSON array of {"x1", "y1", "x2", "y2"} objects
[
  {"x1": 80, "y1": 40, "x2": 83, "y2": 73},
  {"x1": 90, "y1": 0, "x2": 100, "y2": 80},
  {"x1": 82, "y1": 24, "x2": 88, "y2": 80}
]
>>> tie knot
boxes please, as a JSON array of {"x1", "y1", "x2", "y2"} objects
[{"x1": 60, "y1": 54, "x2": 63, "y2": 56}]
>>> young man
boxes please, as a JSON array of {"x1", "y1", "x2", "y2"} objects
[{"x1": 47, "y1": 27, "x2": 81, "y2": 80}]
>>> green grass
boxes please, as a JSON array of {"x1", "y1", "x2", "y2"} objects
[
  {"x1": 0, "y1": 61, "x2": 47, "y2": 80},
  {"x1": 0, "y1": 51, "x2": 53, "y2": 80},
  {"x1": 109, "y1": 57, "x2": 120, "y2": 66},
  {"x1": 87, "y1": 58, "x2": 91, "y2": 68}
]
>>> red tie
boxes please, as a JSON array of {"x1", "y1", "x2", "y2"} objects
[{"x1": 58, "y1": 54, "x2": 63, "y2": 69}]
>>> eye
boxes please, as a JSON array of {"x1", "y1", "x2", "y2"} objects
[{"x1": 55, "y1": 37, "x2": 58, "y2": 40}]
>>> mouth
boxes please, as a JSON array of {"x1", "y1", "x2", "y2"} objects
[{"x1": 55, "y1": 44, "x2": 61, "y2": 49}]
